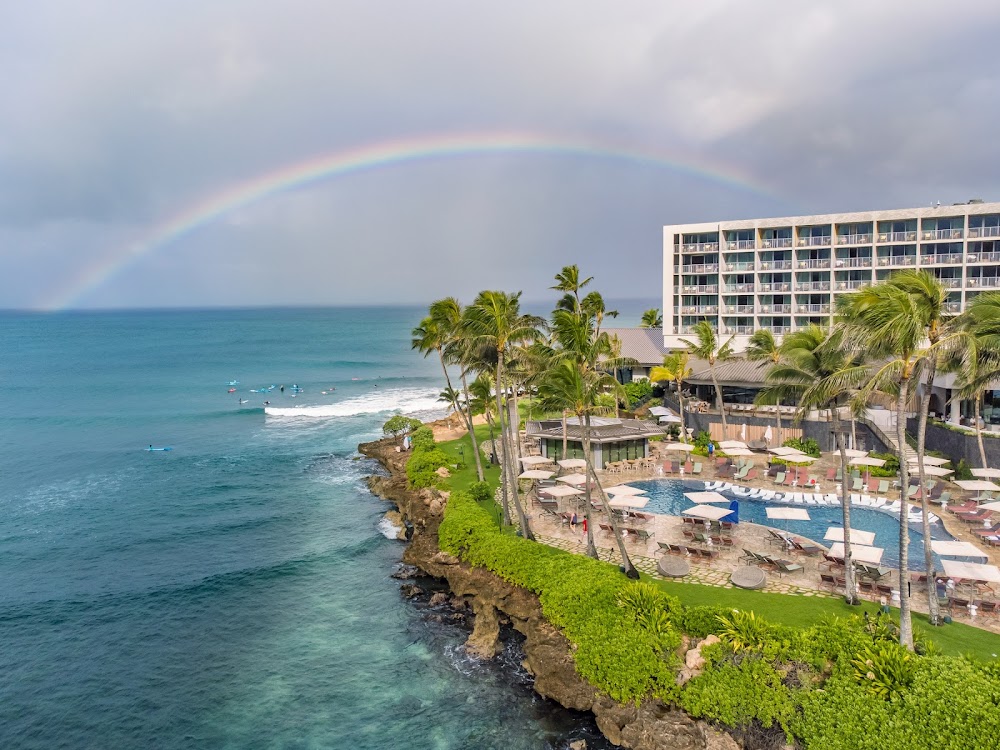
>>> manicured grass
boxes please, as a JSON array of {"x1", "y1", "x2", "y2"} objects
[{"x1": 435, "y1": 430, "x2": 1000, "y2": 661}]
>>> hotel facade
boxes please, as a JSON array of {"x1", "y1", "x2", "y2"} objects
[{"x1": 662, "y1": 199, "x2": 1000, "y2": 352}]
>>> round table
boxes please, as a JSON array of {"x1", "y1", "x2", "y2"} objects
[
  {"x1": 730, "y1": 566, "x2": 767, "y2": 590},
  {"x1": 658, "y1": 557, "x2": 690, "y2": 578}
]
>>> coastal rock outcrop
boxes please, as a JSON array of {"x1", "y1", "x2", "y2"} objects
[{"x1": 359, "y1": 436, "x2": 738, "y2": 750}]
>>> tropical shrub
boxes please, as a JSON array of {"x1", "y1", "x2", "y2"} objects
[
  {"x1": 850, "y1": 642, "x2": 914, "y2": 700},
  {"x1": 622, "y1": 380, "x2": 654, "y2": 408},
  {"x1": 782, "y1": 436, "x2": 821, "y2": 458},
  {"x1": 679, "y1": 658, "x2": 798, "y2": 735},
  {"x1": 868, "y1": 450, "x2": 900, "y2": 478},
  {"x1": 383, "y1": 415, "x2": 423, "y2": 440},
  {"x1": 405, "y1": 426, "x2": 449, "y2": 488},
  {"x1": 716, "y1": 610, "x2": 771, "y2": 653},
  {"x1": 955, "y1": 457, "x2": 974, "y2": 481}
]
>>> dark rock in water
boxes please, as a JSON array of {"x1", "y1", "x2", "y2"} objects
[
  {"x1": 399, "y1": 584, "x2": 424, "y2": 599},
  {"x1": 426, "y1": 614, "x2": 445, "y2": 624},
  {"x1": 390, "y1": 564, "x2": 421, "y2": 580},
  {"x1": 428, "y1": 592, "x2": 449, "y2": 607}
]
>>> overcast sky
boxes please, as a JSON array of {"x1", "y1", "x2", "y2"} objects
[{"x1": 3, "y1": 1, "x2": 1000, "y2": 310}]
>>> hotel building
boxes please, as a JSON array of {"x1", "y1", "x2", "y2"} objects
[{"x1": 662, "y1": 199, "x2": 1000, "y2": 352}]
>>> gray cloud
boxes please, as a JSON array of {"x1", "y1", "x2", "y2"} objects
[{"x1": 1, "y1": 0, "x2": 998, "y2": 308}]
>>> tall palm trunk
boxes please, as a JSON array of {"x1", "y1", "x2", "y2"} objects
[
  {"x1": 975, "y1": 392, "x2": 988, "y2": 468},
  {"x1": 850, "y1": 416, "x2": 858, "y2": 450},
  {"x1": 676, "y1": 383, "x2": 687, "y2": 443},
  {"x1": 832, "y1": 407, "x2": 859, "y2": 605},
  {"x1": 459, "y1": 370, "x2": 485, "y2": 481},
  {"x1": 508, "y1": 394, "x2": 523, "y2": 468},
  {"x1": 583, "y1": 414, "x2": 638, "y2": 578},
  {"x1": 562, "y1": 410, "x2": 569, "y2": 460},
  {"x1": 895, "y1": 377, "x2": 914, "y2": 649},
  {"x1": 710, "y1": 364, "x2": 728, "y2": 439},
  {"x1": 774, "y1": 399, "x2": 783, "y2": 447},
  {"x1": 580, "y1": 414, "x2": 598, "y2": 558},
  {"x1": 917, "y1": 360, "x2": 940, "y2": 625},
  {"x1": 495, "y1": 352, "x2": 533, "y2": 539}
]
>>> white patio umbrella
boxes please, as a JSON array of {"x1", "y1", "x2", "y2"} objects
[
  {"x1": 849, "y1": 456, "x2": 887, "y2": 468},
  {"x1": 719, "y1": 440, "x2": 747, "y2": 450},
  {"x1": 828, "y1": 543, "x2": 884, "y2": 564},
  {"x1": 602, "y1": 484, "x2": 648, "y2": 496},
  {"x1": 740, "y1": 423, "x2": 747, "y2": 441},
  {"x1": 658, "y1": 415, "x2": 682, "y2": 424},
  {"x1": 955, "y1": 479, "x2": 1000, "y2": 499},
  {"x1": 763, "y1": 425, "x2": 773, "y2": 444},
  {"x1": 684, "y1": 490, "x2": 730, "y2": 504},
  {"x1": 971, "y1": 467, "x2": 1000, "y2": 479},
  {"x1": 518, "y1": 470, "x2": 555, "y2": 480},
  {"x1": 648, "y1": 406, "x2": 672, "y2": 417},
  {"x1": 931, "y1": 540, "x2": 987, "y2": 558},
  {"x1": 725, "y1": 447, "x2": 755, "y2": 457},
  {"x1": 766, "y1": 506, "x2": 811, "y2": 531},
  {"x1": 782, "y1": 453, "x2": 817, "y2": 464},
  {"x1": 941, "y1": 559, "x2": 1000, "y2": 584},
  {"x1": 556, "y1": 473, "x2": 588, "y2": 486},
  {"x1": 824, "y1": 527, "x2": 876, "y2": 545},
  {"x1": 557, "y1": 458, "x2": 587, "y2": 469},
  {"x1": 665, "y1": 442, "x2": 696, "y2": 452},
  {"x1": 770, "y1": 446, "x2": 805, "y2": 457},
  {"x1": 682, "y1": 504, "x2": 733, "y2": 521},
  {"x1": 539, "y1": 484, "x2": 584, "y2": 498},
  {"x1": 979, "y1": 500, "x2": 1000, "y2": 512},
  {"x1": 609, "y1": 496, "x2": 650, "y2": 509},
  {"x1": 916, "y1": 465, "x2": 953, "y2": 477},
  {"x1": 842, "y1": 448, "x2": 869, "y2": 459},
  {"x1": 519, "y1": 456, "x2": 553, "y2": 466},
  {"x1": 907, "y1": 455, "x2": 950, "y2": 466}
]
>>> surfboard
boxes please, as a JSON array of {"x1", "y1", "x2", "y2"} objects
[{"x1": 146, "y1": 447, "x2": 173, "y2": 451}]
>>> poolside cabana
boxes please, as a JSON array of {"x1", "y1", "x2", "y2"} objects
[{"x1": 525, "y1": 417, "x2": 666, "y2": 469}]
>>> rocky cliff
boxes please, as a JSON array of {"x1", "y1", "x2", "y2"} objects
[{"x1": 360, "y1": 438, "x2": 740, "y2": 750}]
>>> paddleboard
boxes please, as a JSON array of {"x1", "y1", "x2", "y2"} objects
[{"x1": 146, "y1": 447, "x2": 173, "y2": 451}]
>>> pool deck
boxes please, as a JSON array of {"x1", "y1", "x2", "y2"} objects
[{"x1": 521, "y1": 449, "x2": 1000, "y2": 634}]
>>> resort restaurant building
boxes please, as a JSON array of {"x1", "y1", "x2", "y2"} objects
[
  {"x1": 524, "y1": 417, "x2": 666, "y2": 469},
  {"x1": 602, "y1": 327, "x2": 669, "y2": 382}
]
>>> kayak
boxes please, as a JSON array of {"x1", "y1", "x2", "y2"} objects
[{"x1": 146, "y1": 447, "x2": 173, "y2": 452}]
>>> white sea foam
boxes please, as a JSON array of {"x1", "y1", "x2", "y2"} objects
[
  {"x1": 264, "y1": 387, "x2": 444, "y2": 419},
  {"x1": 377, "y1": 515, "x2": 403, "y2": 540}
]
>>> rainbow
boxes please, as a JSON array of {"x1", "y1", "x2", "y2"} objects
[{"x1": 43, "y1": 130, "x2": 781, "y2": 309}]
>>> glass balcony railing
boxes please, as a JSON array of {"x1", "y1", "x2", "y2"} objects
[
  {"x1": 726, "y1": 239, "x2": 757, "y2": 250},
  {"x1": 723, "y1": 325, "x2": 755, "y2": 335},
  {"x1": 796, "y1": 304, "x2": 831, "y2": 314},
  {"x1": 760, "y1": 237, "x2": 793, "y2": 248},
  {"x1": 920, "y1": 254, "x2": 963, "y2": 265},
  {"x1": 758, "y1": 259, "x2": 792, "y2": 270},
  {"x1": 680, "y1": 284, "x2": 719, "y2": 294},
  {"x1": 797, "y1": 258, "x2": 831, "y2": 269},
  {"x1": 876, "y1": 255, "x2": 916, "y2": 267},
  {"x1": 966, "y1": 251, "x2": 1000, "y2": 264},
  {"x1": 682, "y1": 242, "x2": 720, "y2": 252},
  {"x1": 797, "y1": 236, "x2": 832, "y2": 247},
  {"x1": 759, "y1": 282, "x2": 792, "y2": 292},
  {"x1": 968, "y1": 226, "x2": 1000, "y2": 239},
  {"x1": 723, "y1": 284, "x2": 756, "y2": 294},
  {"x1": 945, "y1": 302, "x2": 962, "y2": 313},
  {"x1": 877, "y1": 231, "x2": 918, "y2": 242},
  {"x1": 759, "y1": 304, "x2": 792, "y2": 314},
  {"x1": 922, "y1": 228, "x2": 964, "y2": 241},
  {"x1": 968, "y1": 277, "x2": 1000, "y2": 289},
  {"x1": 723, "y1": 262, "x2": 755, "y2": 272},
  {"x1": 834, "y1": 257, "x2": 872, "y2": 268},
  {"x1": 938, "y1": 278, "x2": 963, "y2": 289},
  {"x1": 835, "y1": 280, "x2": 869, "y2": 290},
  {"x1": 678, "y1": 325, "x2": 717, "y2": 334},
  {"x1": 724, "y1": 305, "x2": 755, "y2": 314},
  {"x1": 767, "y1": 325, "x2": 791, "y2": 334},
  {"x1": 795, "y1": 281, "x2": 831, "y2": 291},
  {"x1": 681, "y1": 263, "x2": 719, "y2": 273},
  {"x1": 680, "y1": 305, "x2": 719, "y2": 314},
  {"x1": 837, "y1": 233, "x2": 873, "y2": 245}
]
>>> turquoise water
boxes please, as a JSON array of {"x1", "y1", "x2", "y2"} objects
[
  {"x1": 633, "y1": 479, "x2": 958, "y2": 570},
  {"x1": 0, "y1": 309, "x2": 613, "y2": 750}
]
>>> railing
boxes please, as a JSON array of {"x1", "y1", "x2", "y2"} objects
[
  {"x1": 723, "y1": 326, "x2": 755, "y2": 335},
  {"x1": 678, "y1": 325, "x2": 717, "y2": 334},
  {"x1": 767, "y1": 326, "x2": 791, "y2": 334},
  {"x1": 922, "y1": 228, "x2": 964, "y2": 241},
  {"x1": 797, "y1": 236, "x2": 832, "y2": 247},
  {"x1": 968, "y1": 277, "x2": 1000, "y2": 288},
  {"x1": 968, "y1": 226, "x2": 1000, "y2": 239},
  {"x1": 682, "y1": 242, "x2": 719, "y2": 252},
  {"x1": 797, "y1": 258, "x2": 831, "y2": 269},
  {"x1": 920, "y1": 254, "x2": 963, "y2": 265},
  {"x1": 761, "y1": 237, "x2": 793, "y2": 248},
  {"x1": 945, "y1": 302, "x2": 962, "y2": 313},
  {"x1": 680, "y1": 284, "x2": 719, "y2": 294},
  {"x1": 680, "y1": 305, "x2": 719, "y2": 314},
  {"x1": 759, "y1": 304, "x2": 792, "y2": 313},
  {"x1": 835, "y1": 280, "x2": 868, "y2": 290},
  {"x1": 796, "y1": 304, "x2": 831, "y2": 313},
  {"x1": 795, "y1": 281, "x2": 831, "y2": 291},
  {"x1": 834, "y1": 256, "x2": 872, "y2": 267},
  {"x1": 758, "y1": 259, "x2": 792, "y2": 270},
  {"x1": 681, "y1": 263, "x2": 719, "y2": 273},
  {"x1": 726, "y1": 239, "x2": 757, "y2": 250},
  {"x1": 723, "y1": 284, "x2": 756, "y2": 293},
  {"x1": 837, "y1": 233, "x2": 873, "y2": 245},
  {"x1": 938, "y1": 278, "x2": 963, "y2": 289},
  {"x1": 759, "y1": 283, "x2": 792, "y2": 292},
  {"x1": 877, "y1": 231, "x2": 917, "y2": 242},
  {"x1": 877, "y1": 255, "x2": 916, "y2": 266},
  {"x1": 723, "y1": 262, "x2": 755, "y2": 272},
  {"x1": 724, "y1": 305, "x2": 755, "y2": 314},
  {"x1": 967, "y1": 251, "x2": 1000, "y2": 263}
]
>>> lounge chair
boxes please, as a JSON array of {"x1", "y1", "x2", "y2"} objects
[
  {"x1": 656, "y1": 541, "x2": 671, "y2": 555},
  {"x1": 858, "y1": 564, "x2": 892, "y2": 582},
  {"x1": 682, "y1": 529, "x2": 696, "y2": 541},
  {"x1": 629, "y1": 528, "x2": 652, "y2": 543},
  {"x1": 835, "y1": 467, "x2": 843, "y2": 481},
  {"x1": 774, "y1": 471, "x2": 786, "y2": 485},
  {"x1": 770, "y1": 557, "x2": 803, "y2": 576},
  {"x1": 598, "y1": 523, "x2": 614, "y2": 535},
  {"x1": 826, "y1": 468, "x2": 837, "y2": 481},
  {"x1": 791, "y1": 539, "x2": 821, "y2": 556},
  {"x1": 936, "y1": 491, "x2": 951, "y2": 505},
  {"x1": 973, "y1": 524, "x2": 1000, "y2": 537},
  {"x1": 878, "y1": 480, "x2": 890, "y2": 494},
  {"x1": 851, "y1": 477, "x2": 863, "y2": 491},
  {"x1": 692, "y1": 462, "x2": 703, "y2": 475},
  {"x1": 662, "y1": 461, "x2": 674, "y2": 474}
]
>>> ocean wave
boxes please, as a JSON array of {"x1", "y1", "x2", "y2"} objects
[
  {"x1": 377, "y1": 516, "x2": 402, "y2": 540},
  {"x1": 264, "y1": 387, "x2": 443, "y2": 419}
]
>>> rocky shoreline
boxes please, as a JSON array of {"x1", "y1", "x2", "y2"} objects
[{"x1": 359, "y1": 436, "x2": 741, "y2": 750}]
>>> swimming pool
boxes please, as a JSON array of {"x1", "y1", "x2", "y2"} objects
[{"x1": 631, "y1": 479, "x2": 961, "y2": 571}]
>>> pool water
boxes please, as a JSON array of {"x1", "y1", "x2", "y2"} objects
[{"x1": 632, "y1": 479, "x2": 960, "y2": 571}]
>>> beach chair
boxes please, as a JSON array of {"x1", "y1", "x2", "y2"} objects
[
  {"x1": 867, "y1": 477, "x2": 880, "y2": 493},
  {"x1": 735, "y1": 465, "x2": 750, "y2": 480},
  {"x1": 773, "y1": 471, "x2": 785, "y2": 485},
  {"x1": 671, "y1": 460, "x2": 681, "y2": 474},
  {"x1": 656, "y1": 541, "x2": 671, "y2": 555},
  {"x1": 878, "y1": 479, "x2": 890, "y2": 494},
  {"x1": 745, "y1": 469, "x2": 758, "y2": 480},
  {"x1": 720, "y1": 521, "x2": 735, "y2": 532},
  {"x1": 630, "y1": 528, "x2": 652, "y2": 543},
  {"x1": 936, "y1": 491, "x2": 951, "y2": 505},
  {"x1": 851, "y1": 477, "x2": 863, "y2": 491},
  {"x1": 858, "y1": 580, "x2": 875, "y2": 598},
  {"x1": 819, "y1": 573, "x2": 837, "y2": 590},
  {"x1": 697, "y1": 547, "x2": 719, "y2": 562},
  {"x1": 682, "y1": 529, "x2": 696, "y2": 541},
  {"x1": 692, "y1": 462, "x2": 703, "y2": 475},
  {"x1": 662, "y1": 461, "x2": 673, "y2": 474},
  {"x1": 791, "y1": 539, "x2": 821, "y2": 556},
  {"x1": 826, "y1": 468, "x2": 837, "y2": 481},
  {"x1": 835, "y1": 467, "x2": 843, "y2": 481},
  {"x1": 783, "y1": 472, "x2": 796, "y2": 486},
  {"x1": 598, "y1": 523, "x2": 614, "y2": 535}
]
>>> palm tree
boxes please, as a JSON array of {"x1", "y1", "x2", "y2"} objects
[
  {"x1": 640, "y1": 308, "x2": 663, "y2": 328},
  {"x1": 649, "y1": 351, "x2": 692, "y2": 442},
  {"x1": 958, "y1": 291, "x2": 1000, "y2": 467},
  {"x1": 430, "y1": 297, "x2": 486, "y2": 482},
  {"x1": 679, "y1": 321, "x2": 735, "y2": 439},
  {"x1": 837, "y1": 285, "x2": 926, "y2": 648},
  {"x1": 763, "y1": 325, "x2": 869, "y2": 605},
  {"x1": 463, "y1": 291, "x2": 544, "y2": 539},
  {"x1": 468, "y1": 374, "x2": 499, "y2": 465},
  {"x1": 746, "y1": 329, "x2": 784, "y2": 447}
]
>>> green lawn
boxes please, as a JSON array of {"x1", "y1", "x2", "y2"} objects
[{"x1": 434, "y1": 431, "x2": 1000, "y2": 661}]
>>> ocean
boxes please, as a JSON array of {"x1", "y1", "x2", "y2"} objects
[{"x1": 0, "y1": 307, "x2": 615, "y2": 750}]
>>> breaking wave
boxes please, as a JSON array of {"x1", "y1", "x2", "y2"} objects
[{"x1": 264, "y1": 388, "x2": 443, "y2": 419}]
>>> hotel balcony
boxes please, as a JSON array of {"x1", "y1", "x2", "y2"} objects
[
  {"x1": 758, "y1": 259, "x2": 793, "y2": 270},
  {"x1": 681, "y1": 284, "x2": 719, "y2": 294},
  {"x1": 680, "y1": 305, "x2": 719, "y2": 314},
  {"x1": 837, "y1": 233, "x2": 873, "y2": 245},
  {"x1": 877, "y1": 231, "x2": 918, "y2": 242},
  {"x1": 766, "y1": 325, "x2": 792, "y2": 334},
  {"x1": 723, "y1": 283, "x2": 756, "y2": 294},
  {"x1": 920, "y1": 254, "x2": 963, "y2": 265},
  {"x1": 682, "y1": 242, "x2": 720, "y2": 253},
  {"x1": 922, "y1": 228, "x2": 964, "y2": 241},
  {"x1": 796, "y1": 304, "x2": 831, "y2": 314},
  {"x1": 760, "y1": 237, "x2": 793, "y2": 249},
  {"x1": 795, "y1": 281, "x2": 831, "y2": 291},
  {"x1": 797, "y1": 236, "x2": 832, "y2": 247},
  {"x1": 968, "y1": 226, "x2": 1000, "y2": 239},
  {"x1": 681, "y1": 262, "x2": 719, "y2": 273},
  {"x1": 945, "y1": 302, "x2": 962, "y2": 313},
  {"x1": 797, "y1": 258, "x2": 831, "y2": 269},
  {"x1": 968, "y1": 277, "x2": 1000, "y2": 289},
  {"x1": 759, "y1": 282, "x2": 792, "y2": 292},
  {"x1": 834, "y1": 257, "x2": 872, "y2": 268},
  {"x1": 967, "y1": 251, "x2": 1000, "y2": 264},
  {"x1": 724, "y1": 305, "x2": 755, "y2": 314},
  {"x1": 723, "y1": 261, "x2": 755, "y2": 272},
  {"x1": 938, "y1": 278, "x2": 963, "y2": 289},
  {"x1": 678, "y1": 324, "x2": 717, "y2": 334},
  {"x1": 835, "y1": 279, "x2": 869, "y2": 291},
  {"x1": 876, "y1": 255, "x2": 916, "y2": 267},
  {"x1": 725, "y1": 239, "x2": 757, "y2": 250},
  {"x1": 723, "y1": 325, "x2": 755, "y2": 335},
  {"x1": 759, "y1": 304, "x2": 792, "y2": 314}
]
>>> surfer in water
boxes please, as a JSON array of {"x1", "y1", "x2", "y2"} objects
[{"x1": 263, "y1": 400, "x2": 270, "y2": 406}]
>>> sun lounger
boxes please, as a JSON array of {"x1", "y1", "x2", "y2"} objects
[
  {"x1": 791, "y1": 539, "x2": 821, "y2": 556},
  {"x1": 877, "y1": 479, "x2": 890, "y2": 494},
  {"x1": 819, "y1": 573, "x2": 837, "y2": 590},
  {"x1": 692, "y1": 462, "x2": 702, "y2": 475},
  {"x1": 773, "y1": 471, "x2": 786, "y2": 485},
  {"x1": 826, "y1": 468, "x2": 837, "y2": 481},
  {"x1": 598, "y1": 523, "x2": 614, "y2": 535},
  {"x1": 627, "y1": 528, "x2": 652, "y2": 543},
  {"x1": 656, "y1": 541, "x2": 671, "y2": 554},
  {"x1": 935, "y1": 491, "x2": 951, "y2": 505},
  {"x1": 851, "y1": 478, "x2": 863, "y2": 491}
]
